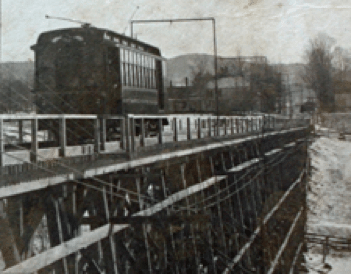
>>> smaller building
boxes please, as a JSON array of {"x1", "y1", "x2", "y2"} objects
[
  {"x1": 334, "y1": 80, "x2": 351, "y2": 112},
  {"x1": 166, "y1": 85, "x2": 216, "y2": 113},
  {"x1": 206, "y1": 76, "x2": 253, "y2": 114},
  {"x1": 166, "y1": 76, "x2": 252, "y2": 114}
]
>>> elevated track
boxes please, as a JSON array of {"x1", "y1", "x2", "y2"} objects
[{"x1": 0, "y1": 113, "x2": 310, "y2": 274}]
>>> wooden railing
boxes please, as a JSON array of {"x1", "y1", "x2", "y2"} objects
[
  {"x1": 0, "y1": 113, "x2": 309, "y2": 174},
  {"x1": 305, "y1": 232, "x2": 351, "y2": 262}
]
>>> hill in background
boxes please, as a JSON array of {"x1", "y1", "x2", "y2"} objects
[
  {"x1": 0, "y1": 61, "x2": 35, "y2": 112},
  {"x1": 166, "y1": 54, "x2": 304, "y2": 86},
  {"x1": 0, "y1": 61, "x2": 34, "y2": 85}
]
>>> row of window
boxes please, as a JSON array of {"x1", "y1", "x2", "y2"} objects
[
  {"x1": 171, "y1": 117, "x2": 241, "y2": 131},
  {"x1": 120, "y1": 48, "x2": 157, "y2": 89}
]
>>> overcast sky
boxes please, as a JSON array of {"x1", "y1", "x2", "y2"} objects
[{"x1": 2, "y1": 0, "x2": 351, "y2": 63}]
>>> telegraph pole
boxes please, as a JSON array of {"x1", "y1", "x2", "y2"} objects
[{"x1": 131, "y1": 17, "x2": 220, "y2": 135}]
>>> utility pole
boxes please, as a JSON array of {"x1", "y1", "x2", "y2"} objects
[
  {"x1": 300, "y1": 84, "x2": 303, "y2": 113},
  {"x1": 0, "y1": 0, "x2": 2, "y2": 63},
  {"x1": 131, "y1": 17, "x2": 220, "y2": 135}
]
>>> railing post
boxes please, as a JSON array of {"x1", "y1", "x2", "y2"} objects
[
  {"x1": 100, "y1": 117, "x2": 106, "y2": 151},
  {"x1": 94, "y1": 118, "x2": 100, "y2": 154},
  {"x1": 230, "y1": 118, "x2": 234, "y2": 135},
  {"x1": 208, "y1": 118, "x2": 212, "y2": 137},
  {"x1": 120, "y1": 118, "x2": 126, "y2": 150},
  {"x1": 130, "y1": 118, "x2": 135, "y2": 152},
  {"x1": 197, "y1": 118, "x2": 202, "y2": 139},
  {"x1": 59, "y1": 118, "x2": 67, "y2": 157},
  {"x1": 18, "y1": 120, "x2": 24, "y2": 143},
  {"x1": 125, "y1": 117, "x2": 131, "y2": 154},
  {"x1": 258, "y1": 117, "x2": 261, "y2": 131},
  {"x1": 235, "y1": 118, "x2": 239, "y2": 134},
  {"x1": 254, "y1": 117, "x2": 256, "y2": 131},
  {"x1": 187, "y1": 118, "x2": 191, "y2": 140},
  {"x1": 158, "y1": 118, "x2": 163, "y2": 144},
  {"x1": 31, "y1": 118, "x2": 38, "y2": 163},
  {"x1": 214, "y1": 118, "x2": 217, "y2": 136},
  {"x1": 224, "y1": 118, "x2": 227, "y2": 135},
  {"x1": 0, "y1": 119, "x2": 4, "y2": 167},
  {"x1": 173, "y1": 117, "x2": 178, "y2": 142},
  {"x1": 323, "y1": 236, "x2": 329, "y2": 263},
  {"x1": 140, "y1": 118, "x2": 146, "y2": 147}
]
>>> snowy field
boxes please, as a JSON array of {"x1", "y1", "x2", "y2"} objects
[
  {"x1": 308, "y1": 136, "x2": 351, "y2": 231},
  {"x1": 306, "y1": 135, "x2": 351, "y2": 273}
]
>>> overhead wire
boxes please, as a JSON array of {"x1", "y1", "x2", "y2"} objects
[
  {"x1": 0, "y1": 67, "x2": 305, "y2": 213},
  {"x1": 0, "y1": 124, "x2": 216, "y2": 211},
  {"x1": 0, "y1": 64, "x2": 97, "y2": 142},
  {"x1": 201, "y1": 144, "x2": 303, "y2": 210},
  {"x1": 175, "y1": 140, "x2": 305, "y2": 212},
  {"x1": 0, "y1": 146, "x2": 141, "y2": 203},
  {"x1": 0, "y1": 100, "x2": 304, "y2": 214},
  {"x1": 0, "y1": 69, "x2": 161, "y2": 204},
  {"x1": 0, "y1": 83, "x2": 270, "y2": 210},
  {"x1": 0, "y1": 120, "x2": 273, "y2": 212},
  {"x1": 0, "y1": 71, "x2": 93, "y2": 150}
]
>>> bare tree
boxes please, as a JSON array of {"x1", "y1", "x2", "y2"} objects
[
  {"x1": 190, "y1": 58, "x2": 213, "y2": 98},
  {"x1": 303, "y1": 33, "x2": 335, "y2": 112}
]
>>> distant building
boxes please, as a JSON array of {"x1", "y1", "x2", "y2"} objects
[
  {"x1": 166, "y1": 85, "x2": 216, "y2": 113},
  {"x1": 334, "y1": 80, "x2": 351, "y2": 112},
  {"x1": 278, "y1": 64, "x2": 316, "y2": 116},
  {"x1": 206, "y1": 76, "x2": 253, "y2": 114},
  {"x1": 166, "y1": 76, "x2": 252, "y2": 114}
]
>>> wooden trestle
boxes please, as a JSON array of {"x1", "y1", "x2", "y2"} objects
[{"x1": 0, "y1": 120, "x2": 309, "y2": 274}]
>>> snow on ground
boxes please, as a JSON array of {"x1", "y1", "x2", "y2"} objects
[
  {"x1": 306, "y1": 135, "x2": 351, "y2": 273},
  {"x1": 308, "y1": 137, "x2": 351, "y2": 232},
  {"x1": 305, "y1": 252, "x2": 351, "y2": 274}
]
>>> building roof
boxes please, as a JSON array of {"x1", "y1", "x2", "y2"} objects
[{"x1": 207, "y1": 76, "x2": 250, "y2": 89}]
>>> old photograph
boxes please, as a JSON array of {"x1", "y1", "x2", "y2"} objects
[{"x1": 0, "y1": 1, "x2": 349, "y2": 273}]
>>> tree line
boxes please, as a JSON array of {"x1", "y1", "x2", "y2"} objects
[
  {"x1": 190, "y1": 57, "x2": 283, "y2": 114},
  {"x1": 0, "y1": 63, "x2": 34, "y2": 113},
  {"x1": 303, "y1": 33, "x2": 351, "y2": 112}
]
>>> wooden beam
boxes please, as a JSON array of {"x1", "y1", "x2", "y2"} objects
[
  {"x1": 0, "y1": 129, "x2": 305, "y2": 200},
  {"x1": 18, "y1": 120, "x2": 24, "y2": 143},
  {"x1": 158, "y1": 118, "x2": 163, "y2": 144},
  {"x1": 140, "y1": 118, "x2": 145, "y2": 147},
  {"x1": 266, "y1": 208, "x2": 304, "y2": 274},
  {"x1": 173, "y1": 117, "x2": 178, "y2": 142},
  {"x1": 3, "y1": 175, "x2": 226, "y2": 274},
  {"x1": 187, "y1": 118, "x2": 191, "y2": 140},
  {"x1": 0, "y1": 119, "x2": 4, "y2": 167},
  {"x1": 0, "y1": 114, "x2": 97, "y2": 120},
  {"x1": 0, "y1": 201, "x2": 21, "y2": 268},
  {"x1": 94, "y1": 119, "x2": 100, "y2": 154},
  {"x1": 100, "y1": 117, "x2": 106, "y2": 151},
  {"x1": 59, "y1": 117, "x2": 67, "y2": 158},
  {"x1": 288, "y1": 242, "x2": 303, "y2": 274},
  {"x1": 222, "y1": 171, "x2": 305, "y2": 274},
  {"x1": 81, "y1": 214, "x2": 211, "y2": 225},
  {"x1": 197, "y1": 118, "x2": 201, "y2": 139},
  {"x1": 30, "y1": 118, "x2": 38, "y2": 163}
]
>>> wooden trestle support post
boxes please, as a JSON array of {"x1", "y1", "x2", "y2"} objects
[{"x1": 0, "y1": 127, "x2": 309, "y2": 274}]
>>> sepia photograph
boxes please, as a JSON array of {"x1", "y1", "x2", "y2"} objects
[{"x1": 0, "y1": 0, "x2": 349, "y2": 273}]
